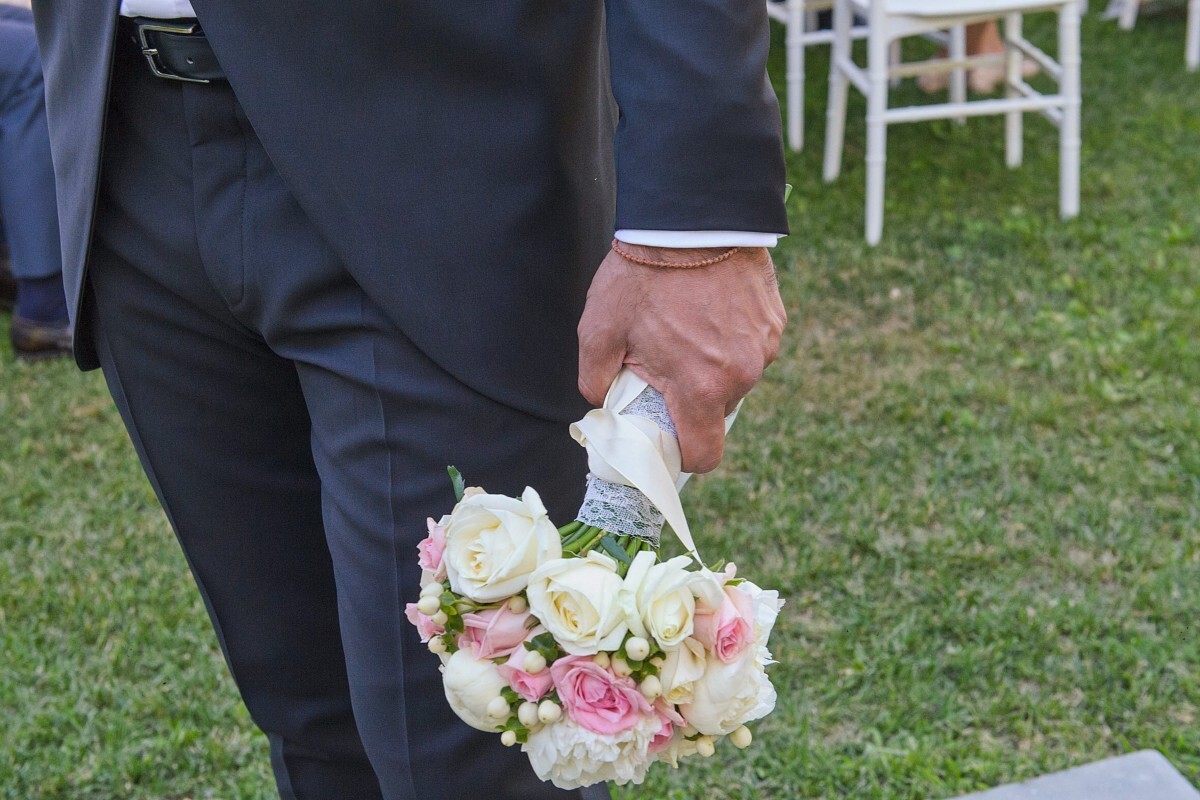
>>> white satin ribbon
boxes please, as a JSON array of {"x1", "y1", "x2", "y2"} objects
[{"x1": 569, "y1": 369, "x2": 741, "y2": 563}]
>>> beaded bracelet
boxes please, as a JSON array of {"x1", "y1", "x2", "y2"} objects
[{"x1": 611, "y1": 239, "x2": 739, "y2": 269}]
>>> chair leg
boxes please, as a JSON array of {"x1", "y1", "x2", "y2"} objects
[
  {"x1": 865, "y1": 28, "x2": 889, "y2": 245},
  {"x1": 786, "y1": 0, "x2": 805, "y2": 151},
  {"x1": 1118, "y1": 0, "x2": 1138, "y2": 30},
  {"x1": 949, "y1": 24, "x2": 967, "y2": 124},
  {"x1": 1059, "y1": 1, "x2": 1082, "y2": 218},
  {"x1": 1004, "y1": 14, "x2": 1024, "y2": 168},
  {"x1": 823, "y1": 0, "x2": 852, "y2": 182},
  {"x1": 1187, "y1": 0, "x2": 1200, "y2": 71}
]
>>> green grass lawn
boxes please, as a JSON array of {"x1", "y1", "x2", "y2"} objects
[{"x1": 4, "y1": 9, "x2": 1199, "y2": 800}]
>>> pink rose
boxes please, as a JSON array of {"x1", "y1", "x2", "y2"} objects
[
  {"x1": 550, "y1": 656, "x2": 652, "y2": 735},
  {"x1": 498, "y1": 648, "x2": 554, "y2": 702},
  {"x1": 417, "y1": 517, "x2": 447, "y2": 581},
  {"x1": 458, "y1": 604, "x2": 533, "y2": 660},
  {"x1": 404, "y1": 602, "x2": 444, "y2": 643},
  {"x1": 693, "y1": 584, "x2": 755, "y2": 663},
  {"x1": 648, "y1": 699, "x2": 685, "y2": 753}
]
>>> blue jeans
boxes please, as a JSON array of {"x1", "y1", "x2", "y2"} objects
[{"x1": 0, "y1": 4, "x2": 61, "y2": 282}]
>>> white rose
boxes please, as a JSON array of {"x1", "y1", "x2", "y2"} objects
[
  {"x1": 689, "y1": 567, "x2": 729, "y2": 611},
  {"x1": 658, "y1": 637, "x2": 707, "y2": 705},
  {"x1": 678, "y1": 649, "x2": 777, "y2": 736},
  {"x1": 523, "y1": 715, "x2": 661, "y2": 789},
  {"x1": 526, "y1": 551, "x2": 627, "y2": 655},
  {"x1": 619, "y1": 551, "x2": 701, "y2": 650},
  {"x1": 441, "y1": 649, "x2": 509, "y2": 731},
  {"x1": 443, "y1": 486, "x2": 562, "y2": 603},
  {"x1": 739, "y1": 580, "x2": 784, "y2": 663}
]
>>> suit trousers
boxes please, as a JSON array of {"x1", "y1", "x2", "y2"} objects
[
  {"x1": 0, "y1": 4, "x2": 61, "y2": 281},
  {"x1": 90, "y1": 29, "x2": 604, "y2": 800}
]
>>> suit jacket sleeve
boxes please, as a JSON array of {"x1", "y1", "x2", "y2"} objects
[{"x1": 605, "y1": 0, "x2": 789, "y2": 235}]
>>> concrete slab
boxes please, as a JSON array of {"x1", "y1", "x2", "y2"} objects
[{"x1": 948, "y1": 751, "x2": 1199, "y2": 800}]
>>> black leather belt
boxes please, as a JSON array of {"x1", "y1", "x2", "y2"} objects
[{"x1": 128, "y1": 17, "x2": 226, "y2": 83}]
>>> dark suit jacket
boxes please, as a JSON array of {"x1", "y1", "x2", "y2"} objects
[{"x1": 32, "y1": 1, "x2": 787, "y2": 419}]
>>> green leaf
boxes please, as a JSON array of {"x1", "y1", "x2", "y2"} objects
[
  {"x1": 784, "y1": 183, "x2": 793, "y2": 203},
  {"x1": 526, "y1": 632, "x2": 557, "y2": 652},
  {"x1": 447, "y1": 465, "x2": 466, "y2": 502},
  {"x1": 525, "y1": 631, "x2": 563, "y2": 664},
  {"x1": 598, "y1": 533, "x2": 632, "y2": 565}
]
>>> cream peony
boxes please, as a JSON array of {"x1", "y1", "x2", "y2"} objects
[
  {"x1": 525, "y1": 551, "x2": 627, "y2": 655},
  {"x1": 657, "y1": 637, "x2": 707, "y2": 705},
  {"x1": 678, "y1": 648, "x2": 777, "y2": 736},
  {"x1": 440, "y1": 649, "x2": 509, "y2": 732},
  {"x1": 619, "y1": 551, "x2": 701, "y2": 651},
  {"x1": 654, "y1": 731, "x2": 701, "y2": 768},
  {"x1": 442, "y1": 487, "x2": 562, "y2": 603},
  {"x1": 522, "y1": 714, "x2": 661, "y2": 788}
]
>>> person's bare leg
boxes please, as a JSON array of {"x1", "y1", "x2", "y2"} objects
[
  {"x1": 966, "y1": 21, "x2": 1001, "y2": 55},
  {"x1": 969, "y1": 20, "x2": 1040, "y2": 93},
  {"x1": 918, "y1": 22, "x2": 994, "y2": 93},
  {"x1": 968, "y1": 21, "x2": 1008, "y2": 93},
  {"x1": 918, "y1": 21, "x2": 1037, "y2": 95}
]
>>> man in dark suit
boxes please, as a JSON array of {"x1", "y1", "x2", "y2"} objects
[{"x1": 31, "y1": 2, "x2": 788, "y2": 798}]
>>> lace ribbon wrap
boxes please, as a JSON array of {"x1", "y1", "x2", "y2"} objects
[
  {"x1": 570, "y1": 370, "x2": 740, "y2": 561},
  {"x1": 575, "y1": 388, "x2": 674, "y2": 546}
]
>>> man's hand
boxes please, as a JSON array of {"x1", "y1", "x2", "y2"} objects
[{"x1": 578, "y1": 244, "x2": 786, "y2": 474}]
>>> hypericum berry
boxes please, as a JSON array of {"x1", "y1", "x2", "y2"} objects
[
  {"x1": 416, "y1": 596, "x2": 440, "y2": 616},
  {"x1": 624, "y1": 637, "x2": 650, "y2": 662},
  {"x1": 537, "y1": 700, "x2": 562, "y2": 724},
  {"x1": 518, "y1": 701, "x2": 540, "y2": 728},
  {"x1": 487, "y1": 696, "x2": 511, "y2": 719},
  {"x1": 523, "y1": 650, "x2": 547, "y2": 675},
  {"x1": 730, "y1": 726, "x2": 753, "y2": 749}
]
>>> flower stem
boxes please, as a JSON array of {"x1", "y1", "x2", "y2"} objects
[
  {"x1": 564, "y1": 525, "x2": 605, "y2": 555},
  {"x1": 560, "y1": 524, "x2": 593, "y2": 548},
  {"x1": 623, "y1": 535, "x2": 644, "y2": 560}
]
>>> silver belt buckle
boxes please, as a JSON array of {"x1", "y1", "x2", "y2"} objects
[{"x1": 136, "y1": 20, "x2": 211, "y2": 84}]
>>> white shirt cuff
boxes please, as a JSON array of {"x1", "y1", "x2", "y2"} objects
[
  {"x1": 614, "y1": 230, "x2": 783, "y2": 248},
  {"x1": 119, "y1": 0, "x2": 198, "y2": 17}
]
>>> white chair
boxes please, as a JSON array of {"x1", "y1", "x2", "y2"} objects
[
  {"x1": 1107, "y1": 0, "x2": 1200, "y2": 71},
  {"x1": 1193, "y1": 0, "x2": 1199, "y2": 69},
  {"x1": 822, "y1": 0, "x2": 1082, "y2": 244},
  {"x1": 767, "y1": 0, "x2": 870, "y2": 150}
]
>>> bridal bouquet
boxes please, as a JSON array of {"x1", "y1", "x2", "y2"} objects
[{"x1": 405, "y1": 370, "x2": 784, "y2": 789}]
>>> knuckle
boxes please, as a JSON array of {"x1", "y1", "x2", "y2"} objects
[
  {"x1": 688, "y1": 376, "x2": 731, "y2": 407},
  {"x1": 730, "y1": 362, "x2": 762, "y2": 391}
]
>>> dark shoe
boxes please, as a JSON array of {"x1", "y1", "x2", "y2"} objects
[
  {"x1": 0, "y1": 247, "x2": 14, "y2": 311},
  {"x1": 11, "y1": 315, "x2": 72, "y2": 361}
]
